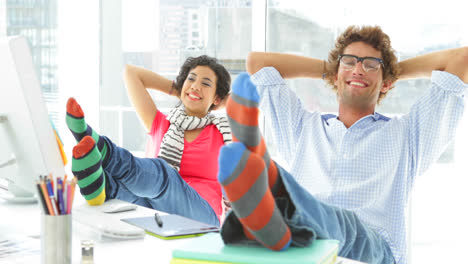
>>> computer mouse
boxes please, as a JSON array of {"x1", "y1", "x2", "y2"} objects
[{"x1": 101, "y1": 203, "x2": 137, "y2": 213}]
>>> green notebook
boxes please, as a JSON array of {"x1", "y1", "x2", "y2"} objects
[{"x1": 171, "y1": 233, "x2": 339, "y2": 264}]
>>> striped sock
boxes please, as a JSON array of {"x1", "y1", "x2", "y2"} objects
[
  {"x1": 218, "y1": 142, "x2": 291, "y2": 251},
  {"x1": 66, "y1": 97, "x2": 108, "y2": 160},
  {"x1": 226, "y1": 73, "x2": 281, "y2": 195},
  {"x1": 72, "y1": 136, "x2": 106, "y2": 206}
]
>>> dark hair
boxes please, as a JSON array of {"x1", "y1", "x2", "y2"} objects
[
  {"x1": 324, "y1": 25, "x2": 401, "y2": 103},
  {"x1": 174, "y1": 55, "x2": 231, "y2": 109}
]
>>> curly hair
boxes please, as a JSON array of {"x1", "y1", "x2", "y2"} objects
[
  {"x1": 174, "y1": 55, "x2": 231, "y2": 109},
  {"x1": 324, "y1": 25, "x2": 401, "y2": 103}
]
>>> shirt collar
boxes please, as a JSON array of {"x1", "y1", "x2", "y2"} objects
[
  {"x1": 324, "y1": 112, "x2": 389, "y2": 126},
  {"x1": 371, "y1": 112, "x2": 390, "y2": 121},
  {"x1": 327, "y1": 112, "x2": 389, "y2": 130}
]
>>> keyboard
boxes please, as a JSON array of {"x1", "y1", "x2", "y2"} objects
[{"x1": 72, "y1": 199, "x2": 150, "y2": 240}]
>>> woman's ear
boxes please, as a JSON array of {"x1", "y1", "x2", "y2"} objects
[{"x1": 211, "y1": 94, "x2": 229, "y2": 111}]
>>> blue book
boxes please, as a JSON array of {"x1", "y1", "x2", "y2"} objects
[{"x1": 171, "y1": 233, "x2": 339, "y2": 264}]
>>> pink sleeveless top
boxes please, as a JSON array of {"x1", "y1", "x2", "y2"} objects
[{"x1": 145, "y1": 110, "x2": 224, "y2": 220}]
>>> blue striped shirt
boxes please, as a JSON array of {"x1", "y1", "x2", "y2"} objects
[{"x1": 252, "y1": 67, "x2": 467, "y2": 264}]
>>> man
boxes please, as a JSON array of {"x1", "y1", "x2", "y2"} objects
[{"x1": 217, "y1": 25, "x2": 467, "y2": 264}]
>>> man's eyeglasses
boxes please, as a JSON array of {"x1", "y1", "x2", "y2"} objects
[{"x1": 338, "y1": 54, "x2": 384, "y2": 73}]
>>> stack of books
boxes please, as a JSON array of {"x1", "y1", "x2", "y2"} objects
[{"x1": 171, "y1": 233, "x2": 339, "y2": 264}]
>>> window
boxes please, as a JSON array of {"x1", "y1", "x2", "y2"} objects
[
  {"x1": 101, "y1": 0, "x2": 253, "y2": 156},
  {"x1": 1, "y1": 0, "x2": 60, "y2": 130}
]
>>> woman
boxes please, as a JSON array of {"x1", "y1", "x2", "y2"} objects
[{"x1": 67, "y1": 55, "x2": 231, "y2": 226}]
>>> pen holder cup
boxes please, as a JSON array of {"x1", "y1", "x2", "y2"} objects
[{"x1": 41, "y1": 214, "x2": 72, "y2": 264}]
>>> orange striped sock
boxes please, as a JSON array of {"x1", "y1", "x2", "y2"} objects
[
  {"x1": 226, "y1": 73, "x2": 281, "y2": 195},
  {"x1": 218, "y1": 142, "x2": 291, "y2": 251}
]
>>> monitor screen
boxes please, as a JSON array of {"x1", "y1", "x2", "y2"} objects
[{"x1": 0, "y1": 36, "x2": 65, "y2": 203}]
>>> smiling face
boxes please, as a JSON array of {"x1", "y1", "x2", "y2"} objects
[
  {"x1": 334, "y1": 41, "x2": 391, "y2": 111},
  {"x1": 180, "y1": 65, "x2": 220, "y2": 118}
]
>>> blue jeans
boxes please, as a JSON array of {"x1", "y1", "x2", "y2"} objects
[
  {"x1": 101, "y1": 136, "x2": 219, "y2": 226},
  {"x1": 221, "y1": 163, "x2": 395, "y2": 264}
]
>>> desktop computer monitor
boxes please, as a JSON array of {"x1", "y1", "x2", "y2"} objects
[{"x1": 0, "y1": 36, "x2": 65, "y2": 203}]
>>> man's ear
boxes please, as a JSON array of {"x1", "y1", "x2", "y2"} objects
[{"x1": 381, "y1": 80, "x2": 393, "y2": 93}]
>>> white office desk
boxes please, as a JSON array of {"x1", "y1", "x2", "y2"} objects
[
  {"x1": 0, "y1": 199, "x2": 192, "y2": 263},
  {"x1": 0, "y1": 199, "x2": 363, "y2": 264}
]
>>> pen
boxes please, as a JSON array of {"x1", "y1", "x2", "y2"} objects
[
  {"x1": 67, "y1": 177, "x2": 77, "y2": 214},
  {"x1": 36, "y1": 181, "x2": 49, "y2": 214},
  {"x1": 154, "y1": 212, "x2": 163, "y2": 227},
  {"x1": 46, "y1": 180, "x2": 59, "y2": 215},
  {"x1": 62, "y1": 180, "x2": 68, "y2": 213},
  {"x1": 57, "y1": 178, "x2": 65, "y2": 215},
  {"x1": 48, "y1": 173, "x2": 54, "y2": 192},
  {"x1": 40, "y1": 179, "x2": 54, "y2": 215}
]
